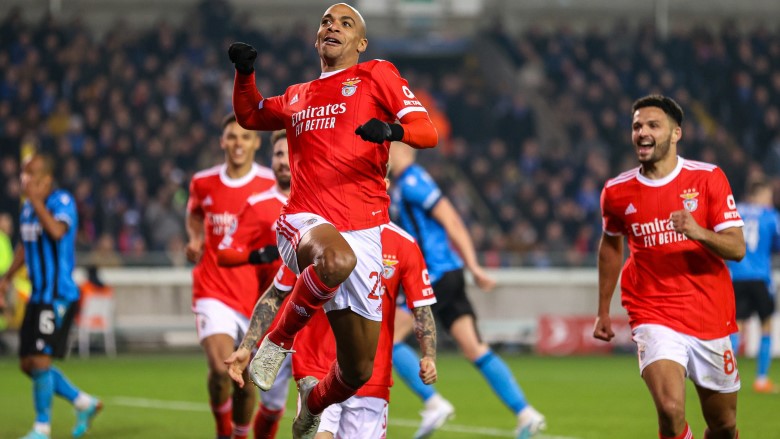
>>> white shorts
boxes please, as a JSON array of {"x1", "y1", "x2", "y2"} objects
[
  {"x1": 318, "y1": 395, "x2": 388, "y2": 439},
  {"x1": 260, "y1": 355, "x2": 292, "y2": 410},
  {"x1": 276, "y1": 212, "x2": 383, "y2": 322},
  {"x1": 193, "y1": 298, "x2": 249, "y2": 344},
  {"x1": 633, "y1": 324, "x2": 741, "y2": 393}
]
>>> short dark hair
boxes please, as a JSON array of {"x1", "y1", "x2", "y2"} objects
[
  {"x1": 30, "y1": 152, "x2": 56, "y2": 177},
  {"x1": 270, "y1": 129, "x2": 287, "y2": 146},
  {"x1": 221, "y1": 113, "x2": 237, "y2": 130},
  {"x1": 747, "y1": 179, "x2": 771, "y2": 197},
  {"x1": 632, "y1": 95, "x2": 684, "y2": 126}
]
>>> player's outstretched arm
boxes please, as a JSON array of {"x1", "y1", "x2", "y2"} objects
[
  {"x1": 430, "y1": 197, "x2": 496, "y2": 292},
  {"x1": 225, "y1": 284, "x2": 290, "y2": 386},
  {"x1": 593, "y1": 233, "x2": 622, "y2": 342},
  {"x1": 412, "y1": 305, "x2": 438, "y2": 385}
]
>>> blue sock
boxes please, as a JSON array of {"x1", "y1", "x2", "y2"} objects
[
  {"x1": 31, "y1": 369, "x2": 54, "y2": 424},
  {"x1": 51, "y1": 366, "x2": 80, "y2": 402},
  {"x1": 392, "y1": 342, "x2": 436, "y2": 402},
  {"x1": 474, "y1": 350, "x2": 527, "y2": 414},
  {"x1": 729, "y1": 332, "x2": 741, "y2": 355},
  {"x1": 757, "y1": 334, "x2": 772, "y2": 378}
]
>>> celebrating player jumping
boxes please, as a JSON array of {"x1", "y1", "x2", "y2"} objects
[{"x1": 228, "y1": 3, "x2": 437, "y2": 437}]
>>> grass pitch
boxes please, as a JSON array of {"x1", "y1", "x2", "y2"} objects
[{"x1": 0, "y1": 352, "x2": 777, "y2": 438}]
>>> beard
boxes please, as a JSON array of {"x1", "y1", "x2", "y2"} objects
[
  {"x1": 276, "y1": 175, "x2": 291, "y2": 191},
  {"x1": 637, "y1": 134, "x2": 672, "y2": 165}
]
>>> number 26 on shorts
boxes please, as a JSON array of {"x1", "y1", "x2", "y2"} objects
[{"x1": 367, "y1": 271, "x2": 383, "y2": 300}]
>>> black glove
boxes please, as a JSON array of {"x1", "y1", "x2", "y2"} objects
[
  {"x1": 355, "y1": 118, "x2": 404, "y2": 144},
  {"x1": 248, "y1": 245, "x2": 279, "y2": 265},
  {"x1": 228, "y1": 42, "x2": 258, "y2": 75}
]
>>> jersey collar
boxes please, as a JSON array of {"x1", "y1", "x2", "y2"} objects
[
  {"x1": 219, "y1": 163, "x2": 259, "y2": 188},
  {"x1": 636, "y1": 156, "x2": 684, "y2": 187},
  {"x1": 320, "y1": 68, "x2": 346, "y2": 79}
]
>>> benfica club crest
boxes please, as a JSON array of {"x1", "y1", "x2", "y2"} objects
[
  {"x1": 680, "y1": 189, "x2": 700, "y2": 212},
  {"x1": 341, "y1": 78, "x2": 361, "y2": 96},
  {"x1": 382, "y1": 258, "x2": 398, "y2": 279}
]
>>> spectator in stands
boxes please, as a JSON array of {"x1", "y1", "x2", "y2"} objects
[{"x1": 3, "y1": 7, "x2": 780, "y2": 267}]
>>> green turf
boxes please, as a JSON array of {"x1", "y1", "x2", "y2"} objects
[{"x1": 0, "y1": 352, "x2": 777, "y2": 438}]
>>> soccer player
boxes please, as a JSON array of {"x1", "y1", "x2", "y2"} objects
[
  {"x1": 594, "y1": 95, "x2": 745, "y2": 439},
  {"x1": 0, "y1": 154, "x2": 101, "y2": 439},
  {"x1": 228, "y1": 3, "x2": 438, "y2": 437},
  {"x1": 216, "y1": 129, "x2": 291, "y2": 438},
  {"x1": 186, "y1": 114, "x2": 275, "y2": 439},
  {"x1": 726, "y1": 179, "x2": 780, "y2": 393},
  {"x1": 387, "y1": 141, "x2": 546, "y2": 438},
  {"x1": 225, "y1": 220, "x2": 438, "y2": 439}
]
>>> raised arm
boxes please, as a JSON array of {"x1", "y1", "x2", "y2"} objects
[{"x1": 229, "y1": 43, "x2": 286, "y2": 131}]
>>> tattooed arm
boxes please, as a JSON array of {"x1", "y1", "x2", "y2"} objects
[
  {"x1": 240, "y1": 285, "x2": 288, "y2": 351},
  {"x1": 225, "y1": 284, "x2": 290, "y2": 387},
  {"x1": 412, "y1": 305, "x2": 438, "y2": 385}
]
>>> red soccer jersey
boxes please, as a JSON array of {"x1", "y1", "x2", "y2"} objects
[
  {"x1": 601, "y1": 158, "x2": 744, "y2": 339},
  {"x1": 292, "y1": 222, "x2": 436, "y2": 401},
  {"x1": 187, "y1": 163, "x2": 275, "y2": 317},
  {"x1": 233, "y1": 60, "x2": 431, "y2": 231},
  {"x1": 219, "y1": 187, "x2": 288, "y2": 294}
]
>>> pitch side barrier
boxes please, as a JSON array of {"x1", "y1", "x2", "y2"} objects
[{"x1": 71, "y1": 267, "x2": 780, "y2": 356}]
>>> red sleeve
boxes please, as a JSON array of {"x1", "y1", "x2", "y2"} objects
[
  {"x1": 372, "y1": 61, "x2": 438, "y2": 149},
  {"x1": 400, "y1": 238, "x2": 437, "y2": 309},
  {"x1": 399, "y1": 111, "x2": 438, "y2": 149},
  {"x1": 186, "y1": 177, "x2": 203, "y2": 216},
  {"x1": 708, "y1": 167, "x2": 743, "y2": 232},
  {"x1": 216, "y1": 248, "x2": 249, "y2": 267},
  {"x1": 600, "y1": 185, "x2": 623, "y2": 236},
  {"x1": 233, "y1": 71, "x2": 286, "y2": 131}
]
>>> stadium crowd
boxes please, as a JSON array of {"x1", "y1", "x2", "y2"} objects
[{"x1": 1, "y1": 3, "x2": 779, "y2": 267}]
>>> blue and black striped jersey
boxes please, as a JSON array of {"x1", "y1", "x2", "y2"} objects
[
  {"x1": 727, "y1": 202, "x2": 780, "y2": 288},
  {"x1": 19, "y1": 189, "x2": 79, "y2": 304},
  {"x1": 390, "y1": 164, "x2": 462, "y2": 284}
]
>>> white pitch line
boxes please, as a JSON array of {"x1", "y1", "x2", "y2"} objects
[{"x1": 109, "y1": 396, "x2": 580, "y2": 439}]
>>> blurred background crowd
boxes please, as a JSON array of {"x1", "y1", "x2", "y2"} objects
[{"x1": 1, "y1": 0, "x2": 779, "y2": 268}]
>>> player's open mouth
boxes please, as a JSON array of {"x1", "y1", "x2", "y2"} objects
[
  {"x1": 323, "y1": 37, "x2": 341, "y2": 46},
  {"x1": 636, "y1": 139, "x2": 654, "y2": 153}
]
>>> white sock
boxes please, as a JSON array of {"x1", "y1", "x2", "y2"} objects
[
  {"x1": 425, "y1": 393, "x2": 446, "y2": 409},
  {"x1": 74, "y1": 392, "x2": 93, "y2": 410},
  {"x1": 33, "y1": 422, "x2": 51, "y2": 435}
]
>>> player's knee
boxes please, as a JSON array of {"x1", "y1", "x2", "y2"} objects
[
  {"x1": 656, "y1": 399, "x2": 685, "y2": 426},
  {"x1": 208, "y1": 368, "x2": 232, "y2": 388},
  {"x1": 340, "y1": 360, "x2": 373, "y2": 388},
  {"x1": 20, "y1": 357, "x2": 45, "y2": 377},
  {"x1": 316, "y1": 247, "x2": 357, "y2": 286},
  {"x1": 19, "y1": 362, "x2": 34, "y2": 377},
  {"x1": 705, "y1": 411, "x2": 737, "y2": 434},
  {"x1": 233, "y1": 380, "x2": 256, "y2": 399}
]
